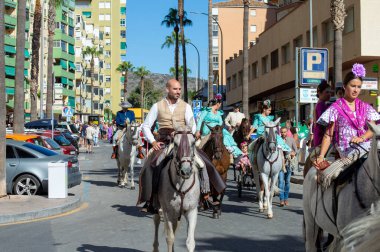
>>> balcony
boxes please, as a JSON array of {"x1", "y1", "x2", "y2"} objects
[
  {"x1": 5, "y1": 0, "x2": 16, "y2": 9},
  {"x1": 5, "y1": 14, "x2": 16, "y2": 27},
  {"x1": 54, "y1": 29, "x2": 75, "y2": 44},
  {"x1": 53, "y1": 48, "x2": 75, "y2": 61},
  {"x1": 53, "y1": 66, "x2": 75, "y2": 80},
  {"x1": 62, "y1": 88, "x2": 75, "y2": 98}
]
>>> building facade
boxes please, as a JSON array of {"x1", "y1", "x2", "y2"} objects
[
  {"x1": 4, "y1": 0, "x2": 31, "y2": 122},
  {"x1": 226, "y1": 0, "x2": 380, "y2": 121},
  {"x1": 75, "y1": 0, "x2": 127, "y2": 119}
]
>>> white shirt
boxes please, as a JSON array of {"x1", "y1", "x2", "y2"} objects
[
  {"x1": 225, "y1": 111, "x2": 246, "y2": 127},
  {"x1": 142, "y1": 98, "x2": 196, "y2": 144}
]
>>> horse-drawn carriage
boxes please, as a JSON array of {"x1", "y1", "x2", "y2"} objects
[{"x1": 236, "y1": 162, "x2": 255, "y2": 198}]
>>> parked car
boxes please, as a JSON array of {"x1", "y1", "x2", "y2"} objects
[
  {"x1": 25, "y1": 119, "x2": 58, "y2": 130},
  {"x1": 35, "y1": 131, "x2": 77, "y2": 156},
  {"x1": 6, "y1": 133, "x2": 45, "y2": 146},
  {"x1": 40, "y1": 136, "x2": 63, "y2": 155},
  {"x1": 5, "y1": 140, "x2": 82, "y2": 195},
  {"x1": 56, "y1": 122, "x2": 80, "y2": 135}
]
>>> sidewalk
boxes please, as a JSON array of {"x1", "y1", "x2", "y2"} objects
[{"x1": 0, "y1": 185, "x2": 82, "y2": 225}]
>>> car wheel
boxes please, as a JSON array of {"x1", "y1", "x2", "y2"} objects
[{"x1": 13, "y1": 175, "x2": 41, "y2": 195}]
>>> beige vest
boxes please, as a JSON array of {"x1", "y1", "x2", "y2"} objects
[{"x1": 157, "y1": 99, "x2": 186, "y2": 129}]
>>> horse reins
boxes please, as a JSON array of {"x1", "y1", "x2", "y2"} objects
[{"x1": 261, "y1": 125, "x2": 279, "y2": 178}]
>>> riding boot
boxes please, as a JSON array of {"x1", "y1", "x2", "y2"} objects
[
  {"x1": 137, "y1": 146, "x2": 145, "y2": 159},
  {"x1": 111, "y1": 146, "x2": 118, "y2": 159}
]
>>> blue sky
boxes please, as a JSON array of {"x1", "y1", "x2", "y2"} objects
[{"x1": 126, "y1": 1, "x2": 224, "y2": 79}]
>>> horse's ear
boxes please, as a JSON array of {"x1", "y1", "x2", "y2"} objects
[
  {"x1": 274, "y1": 117, "x2": 281, "y2": 126},
  {"x1": 367, "y1": 122, "x2": 380, "y2": 136}
]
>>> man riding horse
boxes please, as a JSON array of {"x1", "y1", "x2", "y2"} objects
[{"x1": 137, "y1": 79, "x2": 226, "y2": 213}]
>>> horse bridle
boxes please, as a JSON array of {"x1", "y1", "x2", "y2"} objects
[
  {"x1": 123, "y1": 124, "x2": 139, "y2": 146},
  {"x1": 172, "y1": 130, "x2": 195, "y2": 175},
  {"x1": 261, "y1": 124, "x2": 279, "y2": 178},
  {"x1": 264, "y1": 124, "x2": 278, "y2": 152},
  {"x1": 210, "y1": 128, "x2": 224, "y2": 159}
]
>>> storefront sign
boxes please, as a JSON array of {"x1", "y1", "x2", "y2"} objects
[
  {"x1": 300, "y1": 88, "x2": 318, "y2": 103},
  {"x1": 361, "y1": 77, "x2": 378, "y2": 90}
]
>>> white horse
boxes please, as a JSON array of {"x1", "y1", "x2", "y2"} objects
[
  {"x1": 303, "y1": 122, "x2": 380, "y2": 251},
  {"x1": 116, "y1": 121, "x2": 141, "y2": 189},
  {"x1": 252, "y1": 118, "x2": 283, "y2": 219},
  {"x1": 153, "y1": 125, "x2": 200, "y2": 252}
]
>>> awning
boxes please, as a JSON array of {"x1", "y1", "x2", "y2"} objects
[
  {"x1": 5, "y1": 45, "x2": 16, "y2": 54},
  {"x1": 61, "y1": 77, "x2": 68, "y2": 84},
  {"x1": 60, "y1": 59, "x2": 67, "y2": 69},
  {"x1": 68, "y1": 79, "x2": 73, "y2": 86},
  {"x1": 24, "y1": 49, "x2": 30, "y2": 58},
  {"x1": 68, "y1": 61, "x2": 76, "y2": 70},
  {"x1": 5, "y1": 1, "x2": 16, "y2": 8},
  {"x1": 6, "y1": 87, "x2": 14, "y2": 95},
  {"x1": 5, "y1": 66, "x2": 15, "y2": 76}
]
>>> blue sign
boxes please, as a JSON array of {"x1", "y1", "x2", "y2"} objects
[
  {"x1": 192, "y1": 100, "x2": 202, "y2": 122},
  {"x1": 300, "y1": 48, "x2": 329, "y2": 86}
]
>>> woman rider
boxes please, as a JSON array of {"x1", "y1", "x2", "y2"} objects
[
  {"x1": 315, "y1": 64, "x2": 380, "y2": 166},
  {"x1": 195, "y1": 94, "x2": 243, "y2": 160}
]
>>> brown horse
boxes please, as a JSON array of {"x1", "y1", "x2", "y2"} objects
[
  {"x1": 233, "y1": 118, "x2": 252, "y2": 148},
  {"x1": 202, "y1": 125, "x2": 230, "y2": 219}
]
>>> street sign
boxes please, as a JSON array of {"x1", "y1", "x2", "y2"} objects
[
  {"x1": 300, "y1": 48, "x2": 329, "y2": 86},
  {"x1": 192, "y1": 100, "x2": 202, "y2": 121},
  {"x1": 361, "y1": 77, "x2": 378, "y2": 90},
  {"x1": 62, "y1": 106, "x2": 73, "y2": 117},
  {"x1": 299, "y1": 88, "x2": 318, "y2": 103}
]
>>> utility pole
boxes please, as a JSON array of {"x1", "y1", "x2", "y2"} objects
[{"x1": 208, "y1": 0, "x2": 213, "y2": 102}]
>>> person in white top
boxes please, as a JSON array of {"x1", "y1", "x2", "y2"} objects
[
  {"x1": 85, "y1": 124, "x2": 96, "y2": 153},
  {"x1": 225, "y1": 104, "x2": 246, "y2": 134}
]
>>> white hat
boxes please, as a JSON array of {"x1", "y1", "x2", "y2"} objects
[{"x1": 119, "y1": 101, "x2": 132, "y2": 108}]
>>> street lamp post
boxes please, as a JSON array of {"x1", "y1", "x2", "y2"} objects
[
  {"x1": 189, "y1": 11, "x2": 223, "y2": 94},
  {"x1": 187, "y1": 41, "x2": 200, "y2": 92}
]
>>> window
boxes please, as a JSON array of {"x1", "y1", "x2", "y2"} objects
[
  {"x1": 212, "y1": 38, "x2": 218, "y2": 47},
  {"x1": 250, "y1": 40, "x2": 256, "y2": 46},
  {"x1": 232, "y1": 74, "x2": 237, "y2": 89},
  {"x1": 212, "y1": 23, "x2": 218, "y2": 37},
  {"x1": 281, "y1": 43, "x2": 290, "y2": 64},
  {"x1": 94, "y1": 87, "x2": 99, "y2": 95},
  {"x1": 86, "y1": 85, "x2": 91, "y2": 92},
  {"x1": 120, "y1": 19, "x2": 126, "y2": 26},
  {"x1": 99, "y1": 61, "x2": 104, "y2": 68},
  {"x1": 105, "y1": 63, "x2": 111, "y2": 69},
  {"x1": 105, "y1": 2, "x2": 111, "y2": 8},
  {"x1": 105, "y1": 51, "x2": 111, "y2": 57},
  {"x1": 99, "y1": 88, "x2": 104, "y2": 96},
  {"x1": 306, "y1": 28, "x2": 318, "y2": 47},
  {"x1": 68, "y1": 26, "x2": 74, "y2": 36},
  {"x1": 6, "y1": 146, "x2": 16, "y2": 159},
  {"x1": 250, "y1": 10, "x2": 257, "y2": 16},
  {"x1": 76, "y1": 15, "x2": 81, "y2": 24},
  {"x1": 85, "y1": 70, "x2": 91, "y2": 77},
  {"x1": 15, "y1": 148, "x2": 36, "y2": 158},
  {"x1": 252, "y1": 62, "x2": 258, "y2": 79},
  {"x1": 99, "y1": 74, "x2": 104, "y2": 82},
  {"x1": 75, "y1": 47, "x2": 82, "y2": 57},
  {"x1": 120, "y1": 30, "x2": 126, "y2": 38},
  {"x1": 105, "y1": 39, "x2": 111, "y2": 45},
  {"x1": 344, "y1": 7, "x2": 354, "y2": 34},
  {"x1": 105, "y1": 76, "x2": 111, "y2": 82},
  {"x1": 105, "y1": 14, "x2": 111, "y2": 21},
  {"x1": 250, "y1": 25, "x2": 257, "y2": 33},
  {"x1": 120, "y1": 7, "x2": 126, "y2": 15},
  {"x1": 271, "y1": 49, "x2": 279, "y2": 70},
  {"x1": 99, "y1": 103, "x2": 104, "y2": 110},
  {"x1": 293, "y1": 35, "x2": 303, "y2": 59},
  {"x1": 120, "y1": 42, "x2": 126, "y2": 50},
  {"x1": 76, "y1": 79, "x2": 81, "y2": 87},
  {"x1": 61, "y1": 41, "x2": 67, "y2": 52},
  {"x1": 262, "y1": 55, "x2": 269, "y2": 74},
  {"x1": 104, "y1": 26, "x2": 111, "y2": 34},
  {"x1": 61, "y1": 23, "x2": 66, "y2": 34},
  {"x1": 99, "y1": 14, "x2": 104, "y2": 21},
  {"x1": 94, "y1": 102, "x2": 99, "y2": 110},
  {"x1": 53, "y1": 40, "x2": 61, "y2": 48},
  {"x1": 82, "y1": 11, "x2": 92, "y2": 18},
  {"x1": 238, "y1": 71, "x2": 243, "y2": 86},
  {"x1": 75, "y1": 63, "x2": 81, "y2": 72},
  {"x1": 323, "y1": 20, "x2": 333, "y2": 44},
  {"x1": 212, "y1": 55, "x2": 219, "y2": 69},
  {"x1": 99, "y1": 2, "x2": 104, "y2": 8}
]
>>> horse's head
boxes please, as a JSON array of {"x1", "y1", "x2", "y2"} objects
[
  {"x1": 130, "y1": 122, "x2": 140, "y2": 146},
  {"x1": 263, "y1": 117, "x2": 281, "y2": 154},
  {"x1": 173, "y1": 125, "x2": 196, "y2": 179},
  {"x1": 208, "y1": 124, "x2": 224, "y2": 160},
  {"x1": 239, "y1": 118, "x2": 251, "y2": 136}
]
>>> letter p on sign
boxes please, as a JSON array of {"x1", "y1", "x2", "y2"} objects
[{"x1": 306, "y1": 53, "x2": 322, "y2": 71}]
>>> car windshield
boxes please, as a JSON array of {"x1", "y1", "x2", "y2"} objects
[
  {"x1": 23, "y1": 143, "x2": 58, "y2": 156},
  {"x1": 44, "y1": 137, "x2": 61, "y2": 149},
  {"x1": 54, "y1": 135, "x2": 71, "y2": 146}
]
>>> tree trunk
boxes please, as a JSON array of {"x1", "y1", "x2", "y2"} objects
[
  {"x1": 242, "y1": 0, "x2": 250, "y2": 118},
  {"x1": 91, "y1": 57, "x2": 94, "y2": 114},
  {"x1": 30, "y1": 0, "x2": 42, "y2": 121},
  {"x1": 208, "y1": 0, "x2": 213, "y2": 102},
  {"x1": 174, "y1": 25, "x2": 179, "y2": 81},
  {"x1": 331, "y1": 0, "x2": 346, "y2": 90},
  {"x1": 46, "y1": 0, "x2": 56, "y2": 119},
  {"x1": 178, "y1": 0, "x2": 188, "y2": 102},
  {"x1": 0, "y1": 0, "x2": 7, "y2": 196},
  {"x1": 140, "y1": 78, "x2": 144, "y2": 122},
  {"x1": 123, "y1": 71, "x2": 128, "y2": 101},
  {"x1": 14, "y1": 0, "x2": 27, "y2": 133}
]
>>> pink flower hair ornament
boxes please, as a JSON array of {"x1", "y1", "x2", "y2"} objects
[
  {"x1": 352, "y1": 63, "x2": 366, "y2": 78},
  {"x1": 215, "y1": 93, "x2": 223, "y2": 100}
]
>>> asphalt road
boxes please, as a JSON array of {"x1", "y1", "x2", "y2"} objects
[{"x1": 0, "y1": 141, "x2": 305, "y2": 252}]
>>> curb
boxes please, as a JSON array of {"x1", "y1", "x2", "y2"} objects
[{"x1": 0, "y1": 196, "x2": 82, "y2": 225}]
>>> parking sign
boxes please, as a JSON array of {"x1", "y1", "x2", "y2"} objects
[
  {"x1": 192, "y1": 100, "x2": 202, "y2": 121},
  {"x1": 300, "y1": 48, "x2": 329, "y2": 86}
]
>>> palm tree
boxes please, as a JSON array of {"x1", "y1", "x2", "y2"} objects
[
  {"x1": 178, "y1": 0, "x2": 189, "y2": 102},
  {"x1": 208, "y1": 0, "x2": 213, "y2": 102},
  {"x1": 242, "y1": 0, "x2": 250, "y2": 118},
  {"x1": 116, "y1": 61, "x2": 134, "y2": 102},
  {"x1": 169, "y1": 65, "x2": 192, "y2": 82},
  {"x1": 161, "y1": 8, "x2": 192, "y2": 81},
  {"x1": 331, "y1": 0, "x2": 346, "y2": 89},
  {"x1": 30, "y1": 0, "x2": 42, "y2": 121},
  {"x1": 0, "y1": 0, "x2": 7, "y2": 196},
  {"x1": 82, "y1": 46, "x2": 101, "y2": 115},
  {"x1": 161, "y1": 31, "x2": 190, "y2": 68},
  {"x1": 46, "y1": 0, "x2": 62, "y2": 119},
  {"x1": 134, "y1": 66, "x2": 150, "y2": 123},
  {"x1": 14, "y1": 0, "x2": 27, "y2": 133}
]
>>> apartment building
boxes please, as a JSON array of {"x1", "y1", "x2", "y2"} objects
[
  {"x1": 226, "y1": 0, "x2": 380, "y2": 120},
  {"x1": 4, "y1": 0, "x2": 31, "y2": 122},
  {"x1": 211, "y1": 0, "x2": 278, "y2": 85},
  {"x1": 75, "y1": 0, "x2": 127, "y2": 118}
]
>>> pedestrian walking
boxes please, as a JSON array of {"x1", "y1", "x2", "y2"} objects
[
  {"x1": 107, "y1": 123, "x2": 113, "y2": 142},
  {"x1": 279, "y1": 126, "x2": 298, "y2": 207},
  {"x1": 93, "y1": 125, "x2": 99, "y2": 147},
  {"x1": 86, "y1": 124, "x2": 96, "y2": 153}
]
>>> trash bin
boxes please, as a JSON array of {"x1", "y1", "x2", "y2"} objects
[{"x1": 48, "y1": 161, "x2": 68, "y2": 198}]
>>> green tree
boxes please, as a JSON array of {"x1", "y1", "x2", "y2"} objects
[
  {"x1": 46, "y1": 0, "x2": 63, "y2": 118},
  {"x1": 331, "y1": 0, "x2": 346, "y2": 89},
  {"x1": 116, "y1": 61, "x2": 134, "y2": 102},
  {"x1": 161, "y1": 31, "x2": 190, "y2": 68},
  {"x1": 82, "y1": 46, "x2": 101, "y2": 114},
  {"x1": 30, "y1": 0, "x2": 42, "y2": 121},
  {"x1": 242, "y1": 0, "x2": 250, "y2": 118},
  {"x1": 161, "y1": 8, "x2": 192, "y2": 81},
  {"x1": 127, "y1": 79, "x2": 163, "y2": 109},
  {"x1": 169, "y1": 65, "x2": 191, "y2": 83},
  {"x1": 14, "y1": 0, "x2": 27, "y2": 133},
  {"x1": 0, "y1": 0, "x2": 7, "y2": 196},
  {"x1": 134, "y1": 67, "x2": 151, "y2": 122}
]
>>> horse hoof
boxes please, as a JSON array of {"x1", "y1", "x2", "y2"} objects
[
  {"x1": 263, "y1": 205, "x2": 268, "y2": 210},
  {"x1": 267, "y1": 214, "x2": 273, "y2": 219},
  {"x1": 213, "y1": 213, "x2": 219, "y2": 219},
  {"x1": 131, "y1": 186, "x2": 135, "y2": 190},
  {"x1": 259, "y1": 209, "x2": 264, "y2": 213}
]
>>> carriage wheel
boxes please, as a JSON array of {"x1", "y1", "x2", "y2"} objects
[
  {"x1": 237, "y1": 173, "x2": 242, "y2": 198},
  {"x1": 232, "y1": 164, "x2": 237, "y2": 181}
]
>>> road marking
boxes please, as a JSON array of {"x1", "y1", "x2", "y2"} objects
[{"x1": 0, "y1": 202, "x2": 89, "y2": 227}]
